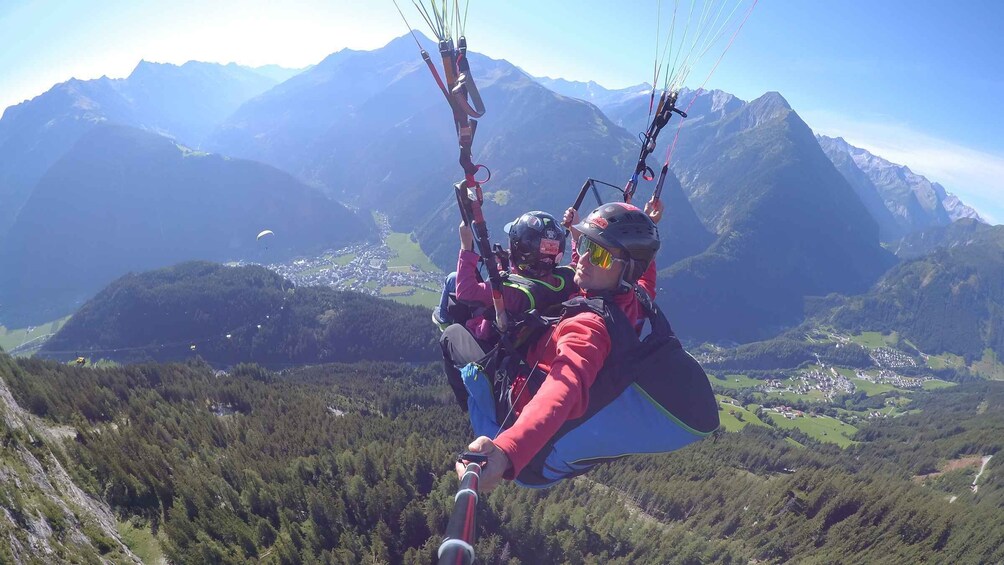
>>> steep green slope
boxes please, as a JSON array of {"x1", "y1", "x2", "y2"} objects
[
  {"x1": 0, "y1": 354, "x2": 141, "y2": 562},
  {"x1": 1, "y1": 353, "x2": 1002, "y2": 563}
]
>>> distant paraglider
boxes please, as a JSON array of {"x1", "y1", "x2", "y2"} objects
[{"x1": 256, "y1": 229, "x2": 275, "y2": 257}]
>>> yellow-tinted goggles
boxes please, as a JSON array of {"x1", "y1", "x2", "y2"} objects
[{"x1": 578, "y1": 235, "x2": 621, "y2": 270}]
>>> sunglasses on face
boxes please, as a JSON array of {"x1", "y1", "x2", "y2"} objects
[{"x1": 577, "y1": 235, "x2": 623, "y2": 270}]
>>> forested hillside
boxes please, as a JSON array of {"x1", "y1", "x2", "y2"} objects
[
  {"x1": 829, "y1": 225, "x2": 1004, "y2": 361},
  {"x1": 39, "y1": 262, "x2": 438, "y2": 366},
  {"x1": 1, "y1": 351, "x2": 1001, "y2": 563}
]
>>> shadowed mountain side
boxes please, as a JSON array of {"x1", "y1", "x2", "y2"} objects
[
  {"x1": 37, "y1": 262, "x2": 439, "y2": 366},
  {"x1": 827, "y1": 225, "x2": 1004, "y2": 361},
  {"x1": 0, "y1": 62, "x2": 279, "y2": 238},
  {"x1": 0, "y1": 48, "x2": 391, "y2": 245},
  {"x1": 0, "y1": 78, "x2": 135, "y2": 238},
  {"x1": 817, "y1": 135, "x2": 906, "y2": 241},
  {"x1": 658, "y1": 92, "x2": 896, "y2": 342},
  {"x1": 651, "y1": 172, "x2": 716, "y2": 265},
  {"x1": 206, "y1": 34, "x2": 430, "y2": 178},
  {"x1": 0, "y1": 125, "x2": 372, "y2": 326},
  {"x1": 409, "y1": 67, "x2": 639, "y2": 269},
  {"x1": 380, "y1": 68, "x2": 713, "y2": 268}
]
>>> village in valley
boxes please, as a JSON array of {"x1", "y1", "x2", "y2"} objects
[
  {"x1": 708, "y1": 332, "x2": 958, "y2": 447},
  {"x1": 244, "y1": 213, "x2": 445, "y2": 308}
]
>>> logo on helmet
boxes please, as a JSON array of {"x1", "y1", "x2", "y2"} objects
[
  {"x1": 590, "y1": 217, "x2": 609, "y2": 229},
  {"x1": 613, "y1": 202, "x2": 640, "y2": 212},
  {"x1": 539, "y1": 238, "x2": 560, "y2": 255},
  {"x1": 523, "y1": 214, "x2": 542, "y2": 230}
]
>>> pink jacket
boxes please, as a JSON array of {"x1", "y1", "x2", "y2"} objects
[{"x1": 454, "y1": 249, "x2": 564, "y2": 340}]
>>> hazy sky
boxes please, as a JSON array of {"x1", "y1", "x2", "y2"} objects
[{"x1": 2, "y1": 0, "x2": 1001, "y2": 222}]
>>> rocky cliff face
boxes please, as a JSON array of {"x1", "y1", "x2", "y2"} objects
[{"x1": 0, "y1": 356, "x2": 141, "y2": 563}]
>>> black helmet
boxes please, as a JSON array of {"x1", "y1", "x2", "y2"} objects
[
  {"x1": 503, "y1": 211, "x2": 566, "y2": 278},
  {"x1": 574, "y1": 202, "x2": 660, "y2": 284}
]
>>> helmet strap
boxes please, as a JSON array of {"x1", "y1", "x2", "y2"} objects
[{"x1": 616, "y1": 260, "x2": 636, "y2": 294}]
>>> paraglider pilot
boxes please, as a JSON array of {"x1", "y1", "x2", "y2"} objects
[{"x1": 457, "y1": 199, "x2": 665, "y2": 491}]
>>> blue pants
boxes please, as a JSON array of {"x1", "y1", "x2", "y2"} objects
[{"x1": 436, "y1": 271, "x2": 457, "y2": 322}]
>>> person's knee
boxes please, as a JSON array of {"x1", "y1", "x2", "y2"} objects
[{"x1": 440, "y1": 323, "x2": 464, "y2": 355}]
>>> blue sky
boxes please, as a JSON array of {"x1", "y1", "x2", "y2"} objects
[{"x1": 2, "y1": 0, "x2": 1001, "y2": 222}]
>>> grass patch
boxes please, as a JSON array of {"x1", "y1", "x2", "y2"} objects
[
  {"x1": 972, "y1": 348, "x2": 1004, "y2": 380},
  {"x1": 711, "y1": 373, "x2": 762, "y2": 390},
  {"x1": 0, "y1": 315, "x2": 72, "y2": 352},
  {"x1": 386, "y1": 288, "x2": 439, "y2": 308},
  {"x1": 848, "y1": 376, "x2": 899, "y2": 396},
  {"x1": 118, "y1": 518, "x2": 165, "y2": 564},
  {"x1": 386, "y1": 232, "x2": 441, "y2": 272},
  {"x1": 380, "y1": 285, "x2": 413, "y2": 295},
  {"x1": 300, "y1": 263, "x2": 333, "y2": 276},
  {"x1": 763, "y1": 389, "x2": 829, "y2": 403},
  {"x1": 71, "y1": 358, "x2": 120, "y2": 369},
  {"x1": 927, "y1": 352, "x2": 966, "y2": 370},
  {"x1": 922, "y1": 379, "x2": 956, "y2": 391},
  {"x1": 716, "y1": 396, "x2": 769, "y2": 432},
  {"x1": 766, "y1": 412, "x2": 858, "y2": 447},
  {"x1": 784, "y1": 437, "x2": 805, "y2": 449},
  {"x1": 299, "y1": 253, "x2": 354, "y2": 276},
  {"x1": 849, "y1": 331, "x2": 898, "y2": 349}
]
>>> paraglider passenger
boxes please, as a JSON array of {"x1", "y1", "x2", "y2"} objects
[
  {"x1": 438, "y1": 211, "x2": 577, "y2": 410},
  {"x1": 456, "y1": 199, "x2": 664, "y2": 491}
]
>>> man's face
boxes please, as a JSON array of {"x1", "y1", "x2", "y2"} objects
[{"x1": 574, "y1": 238, "x2": 625, "y2": 291}]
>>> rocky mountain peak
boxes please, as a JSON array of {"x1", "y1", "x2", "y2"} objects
[{"x1": 817, "y1": 134, "x2": 986, "y2": 234}]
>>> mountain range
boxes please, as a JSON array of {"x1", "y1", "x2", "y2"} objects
[
  {"x1": 655, "y1": 91, "x2": 896, "y2": 341},
  {"x1": 818, "y1": 135, "x2": 983, "y2": 241},
  {"x1": 204, "y1": 35, "x2": 649, "y2": 269},
  {"x1": 0, "y1": 33, "x2": 995, "y2": 347}
]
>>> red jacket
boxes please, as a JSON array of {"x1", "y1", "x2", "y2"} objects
[{"x1": 493, "y1": 254, "x2": 657, "y2": 480}]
